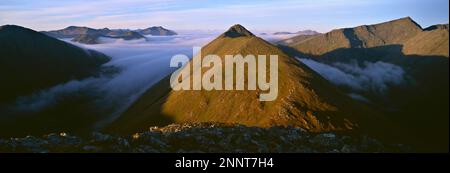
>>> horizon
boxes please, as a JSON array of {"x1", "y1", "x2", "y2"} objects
[{"x1": 0, "y1": 0, "x2": 448, "y2": 32}]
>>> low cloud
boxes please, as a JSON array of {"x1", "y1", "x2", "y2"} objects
[
  {"x1": 298, "y1": 58, "x2": 406, "y2": 93},
  {"x1": 257, "y1": 33, "x2": 299, "y2": 43},
  {"x1": 13, "y1": 77, "x2": 106, "y2": 112},
  {"x1": 9, "y1": 32, "x2": 218, "y2": 127}
]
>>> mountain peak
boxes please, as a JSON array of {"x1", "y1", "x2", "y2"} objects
[
  {"x1": 222, "y1": 24, "x2": 255, "y2": 38},
  {"x1": 390, "y1": 16, "x2": 422, "y2": 29},
  {"x1": 398, "y1": 16, "x2": 413, "y2": 21},
  {"x1": 139, "y1": 26, "x2": 177, "y2": 36},
  {"x1": 65, "y1": 26, "x2": 84, "y2": 29}
]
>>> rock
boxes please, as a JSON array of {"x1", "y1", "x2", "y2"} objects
[
  {"x1": 149, "y1": 126, "x2": 159, "y2": 131},
  {"x1": 87, "y1": 132, "x2": 131, "y2": 152},
  {"x1": 133, "y1": 131, "x2": 167, "y2": 149},
  {"x1": 309, "y1": 133, "x2": 342, "y2": 150},
  {"x1": 0, "y1": 123, "x2": 408, "y2": 153},
  {"x1": 328, "y1": 149, "x2": 341, "y2": 153},
  {"x1": 117, "y1": 137, "x2": 130, "y2": 148},
  {"x1": 45, "y1": 133, "x2": 62, "y2": 145},
  {"x1": 133, "y1": 145, "x2": 161, "y2": 153},
  {"x1": 63, "y1": 135, "x2": 83, "y2": 146},
  {"x1": 8, "y1": 136, "x2": 49, "y2": 153},
  {"x1": 92, "y1": 132, "x2": 114, "y2": 142},
  {"x1": 360, "y1": 135, "x2": 384, "y2": 152},
  {"x1": 83, "y1": 145, "x2": 102, "y2": 152},
  {"x1": 341, "y1": 144, "x2": 358, "y2": 153},
  {"x1": 45, "y1": 132, "x2": 82, "y2": 146},
  {"x1": 0, "y1": 139, "x2": 15, "y2": 152}
]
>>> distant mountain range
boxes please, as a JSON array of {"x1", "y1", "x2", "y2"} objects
[
  {"x1": 42, "y1": 26, "x2": 177, "y2": 44},
  {"x1": 273, "y1": 30, "x2": 320, "y2": 35},
  {"x1": 296, "y1": 30, "x2": 321, "y2": 35}
]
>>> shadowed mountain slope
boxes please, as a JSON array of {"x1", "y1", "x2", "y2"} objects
[{"x1": 0, "y1": 25, "x2": 110, "y2": 104}]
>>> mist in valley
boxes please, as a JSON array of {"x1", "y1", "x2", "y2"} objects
[
  {"x1": 298, "y1": 58, "x2": 408, "y2": 103},
  {"x1": 4, "y1": 32, "x2": 219, "y2": 130}
]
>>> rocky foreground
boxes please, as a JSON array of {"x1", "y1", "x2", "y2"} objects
[{"x1": 0, "y1": 123, "x2": 409, "y2": 153}]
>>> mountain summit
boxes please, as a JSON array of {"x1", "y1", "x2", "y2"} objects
[
  {"x1": 222, "y1": 24, "x2": 255, "y2": 38},
  {"x1": 137, "y1": 26, "x2": 177, "y2": 36}
]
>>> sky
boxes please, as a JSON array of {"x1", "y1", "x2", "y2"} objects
[{"x1": 0, "y1": 0, "x2": 448, "y2": 32}]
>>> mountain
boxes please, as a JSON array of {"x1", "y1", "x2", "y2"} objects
[
  {"x1": 283, "y1": 17, "x2": 423, "y2": 56},
  {"x1": 44, "y1": 26, "x2": 176, "y2": 44},
  {"x1": 277, "y1": 17, "x2": 449, "y2": 152},
  {"x1": 296, "y1": 30, "x2": 320, "y2": 35},
  {"x1": 402, "y1": 24, "x2": 449, "y2": 57},
  {"x1": 106, "y1": 24, "x2": 388, "y2": 138},
  {"x1": 277, "y1": 30, "x2": 321, "y2": 46},
  {"x1": 0, "y1": 25, "x2": 110, "y2": 104},
  {"x1": 71, "y1": 33, "x2": 102, "y2": 44},
  {"x1": 42, "y1": 26, "x2": 101, "y2": 38},
  {"x1": 103, "y1": 29, "x2": 130, "y2": 36},
  {"x1": 109, "y1": 31, "x2": 145, "y2": 40},
  {"x1": 424, "y1": 24, "x2": 449, "y2": 31},
  {"x1": 137, "y1": 26, "x2": 177, "y2": 36},
  {"x1": 278, "y1": 34, "x2": 322, "y2": 46},
  {"x1": 277, "y1": 17, "x2": 448, "y2": 62},
  {"x1": 222, "y1": 25, "x2": 255, "y2": 37},
  {"x1": 43, "y1": 26, "x2": 147, "y2": 44}
]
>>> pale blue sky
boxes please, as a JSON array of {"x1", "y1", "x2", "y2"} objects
[{"x1": 0, "y1": 0, "x2": 448, "y2": 32}]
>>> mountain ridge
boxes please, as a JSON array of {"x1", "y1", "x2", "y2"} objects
[
  {"x1": 282, "y1": 17, "x2": 424, "y2": 56},
  {"x1": 137, "y1": 26, "x2": 177, "y2": 36},
  {"x1": 42, "y1": 25, "x2": 177, "y2": 44}
]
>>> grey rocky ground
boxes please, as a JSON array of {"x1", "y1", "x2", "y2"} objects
[{"x1": 0, "y1": 123, "x2": 409, "y2": 153}]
